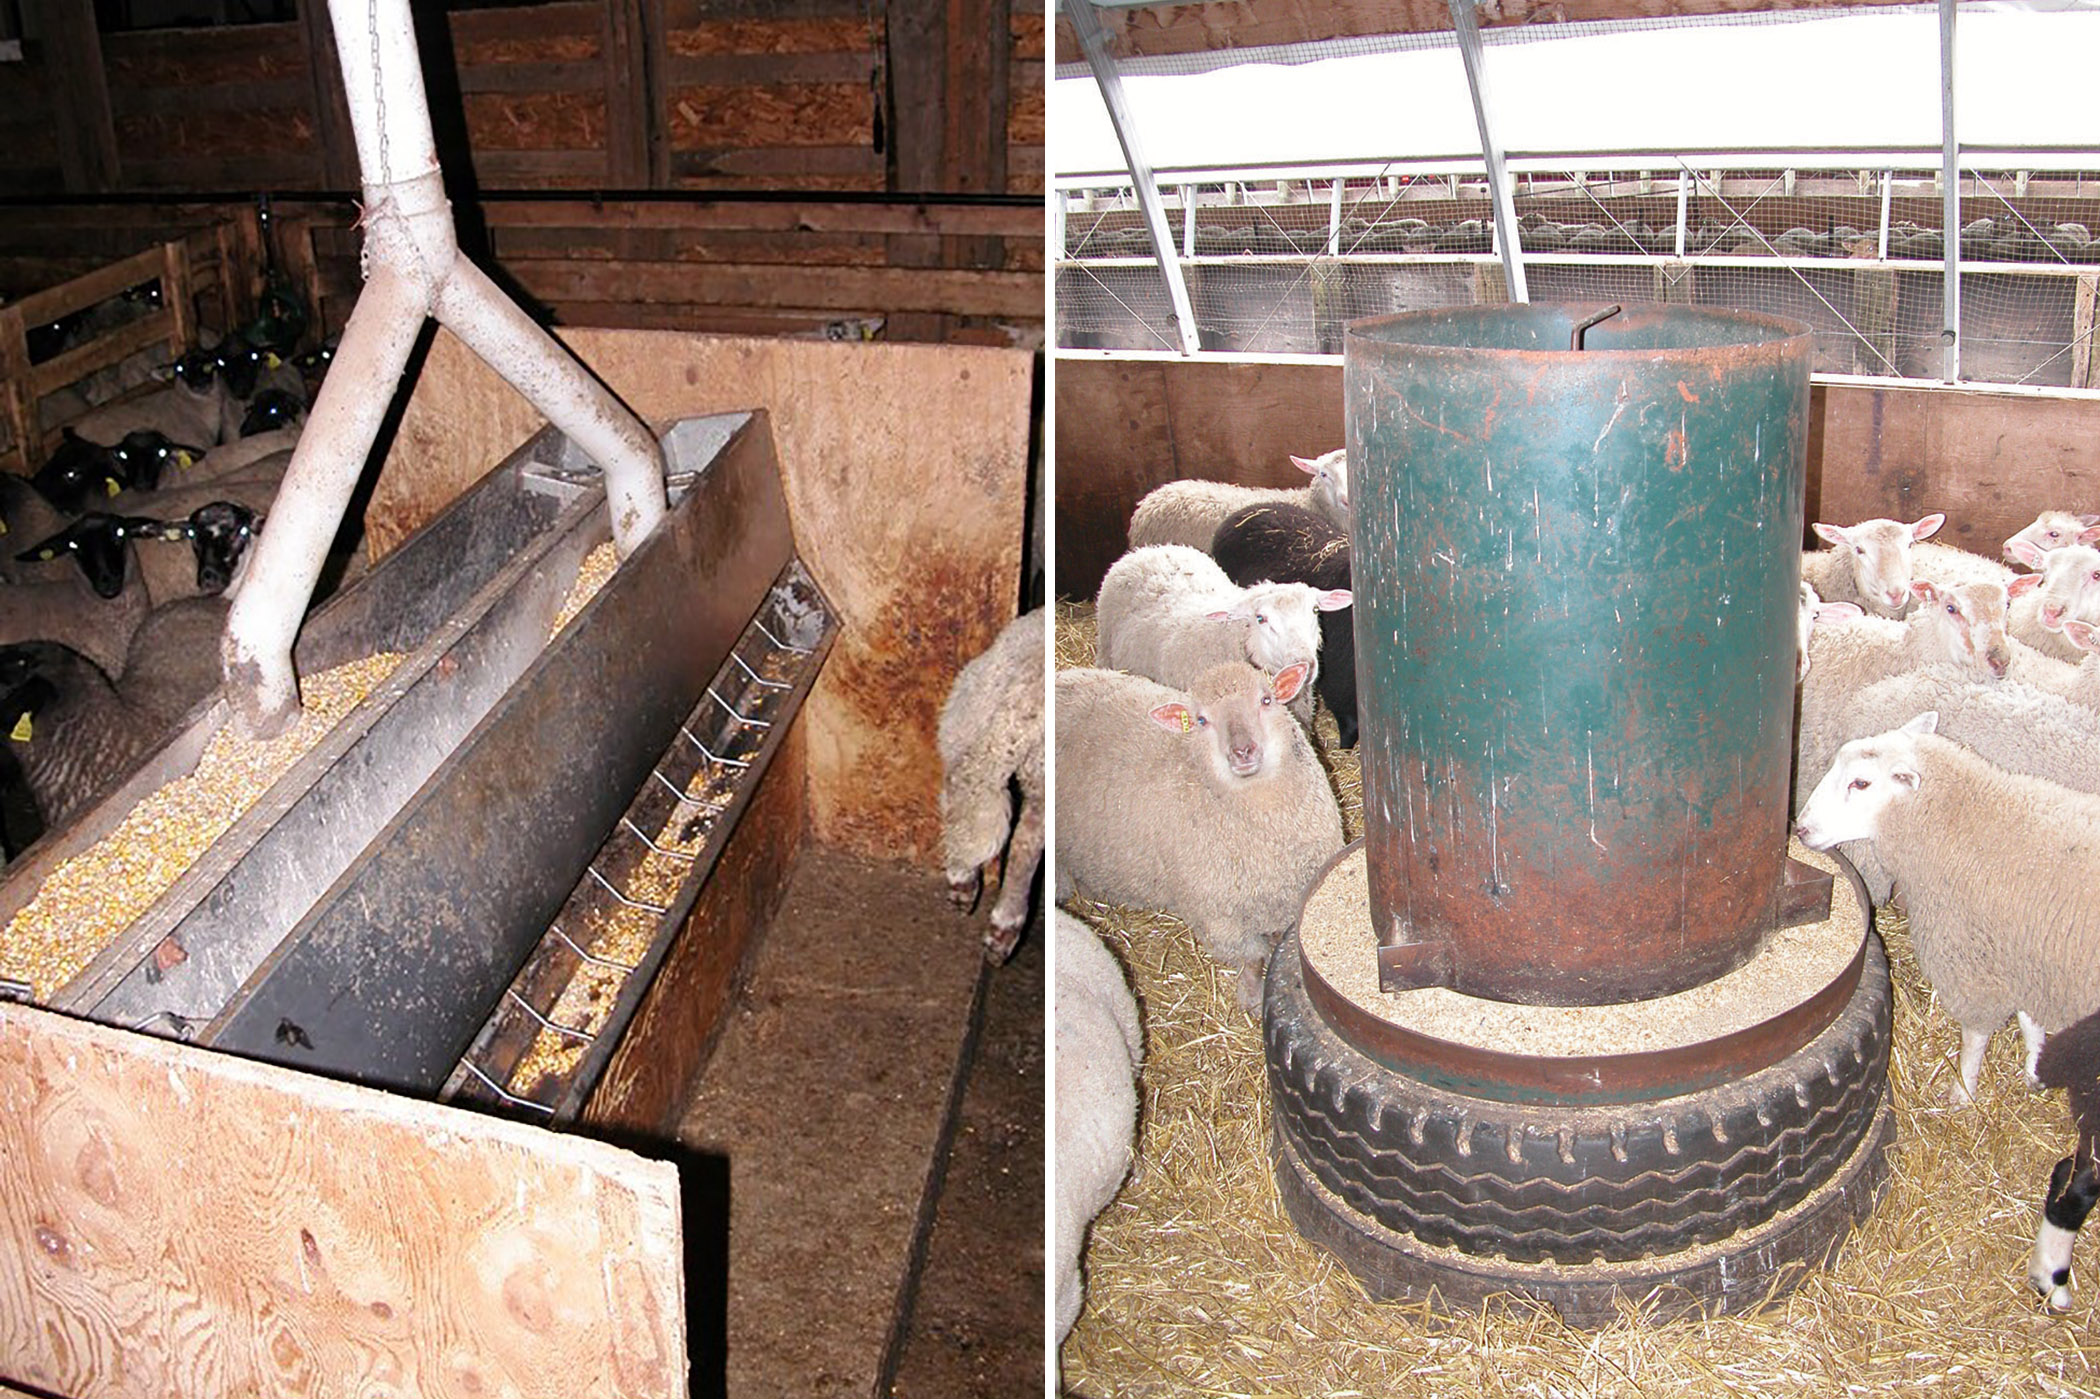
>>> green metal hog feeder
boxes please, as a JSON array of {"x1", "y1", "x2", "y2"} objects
[{"x1": 1267, "y1": 304, "x2": 1893, "y2": 1323}]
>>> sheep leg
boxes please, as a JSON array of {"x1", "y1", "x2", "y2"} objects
[
  {"x1": 2021, "y1": 1011, "x2": 2051, "y2": 1091},
  {"x1": 1955, "y1": 1026, "x2": 1992, "y2": 1104},
  {"x1": 2032, "y1": 1148, "x2": 2100, "y2": 1311},
  {"x1": 984, "y1": 783, "x2": 1043, "y2": 964}
]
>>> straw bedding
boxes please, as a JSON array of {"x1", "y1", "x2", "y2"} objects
[{"x1": 1055, "y1": 599, "x2": 2100, "y2": 1397}]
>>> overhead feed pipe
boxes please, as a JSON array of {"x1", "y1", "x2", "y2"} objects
[{"x1": 222, "y1": 0, "x2": 668, "y2": 737}]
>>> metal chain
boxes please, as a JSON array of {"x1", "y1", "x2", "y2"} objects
[{"x1": 368, "y1": 0, "x2": 391, "y2": 190}]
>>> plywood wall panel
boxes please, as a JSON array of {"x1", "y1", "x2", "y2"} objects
[
  {"x1": 0, "y1": 999, "x2": 685, "y2": 1399},
  {"x1": 372, "y1": 329, "x2": 1031, "y2": 862}
]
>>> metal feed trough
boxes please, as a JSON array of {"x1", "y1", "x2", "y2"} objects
[{"x1": 0, "y1": 410, "x2": 832, "y2": 1121}]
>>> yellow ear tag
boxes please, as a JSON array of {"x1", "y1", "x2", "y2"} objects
[
  {"x1": 1, "y1": 517, "x2": 10, "y2": 535},
  {"x1": 175, "y1": 451, "x2": 194, "y2": 470},
  {"x1": 105, "y1": 478, "x2": 121, "y2": 497},
  {"x1": 1180, "y1": 712, "x2": 1192, "y2": 733},
  {"x1": 36, "y1": 548, "x2": 53, "y2": 560},
  {"x1": 10, "y1": 714, "x2": 31, "y2": 743},
  {"x1": 266, "y1": 352, "x2": 282, "y2": 368}
]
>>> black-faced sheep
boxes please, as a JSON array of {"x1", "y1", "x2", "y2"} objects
[
  {"x1": 0, "y1": 641, "x2": 157, "y2": 831},
  {"x1": 2030, "y1": 1008, "x2": 2100, "y2": 1311},
  {"x1": 937, "y1": 607, "x2": 1044, "y2": 963},
  {"x1": 1055, "y1": 661, "x2": 1343, "y2": 1009},
  {"x1": 1211, "y1": 501, "x2": 1359, "y2": 746},
  {"x1": 1796, "y1": 713, "x2": 2100, "y2": 1104},
  {"x1": 1126, "y1": 449, "x2": 1350, "y2": 553}
]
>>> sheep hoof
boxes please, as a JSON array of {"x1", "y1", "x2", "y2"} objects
[
  {"x1": 946, "y1": 871, "x2": 982, "y2": 914},
  {"x1": 2050, "y1": 1283, "x2": 2076, "y2": 1313},
  {"x1": 982, "y1": 922, "x2": 1021, "y2": 965}
]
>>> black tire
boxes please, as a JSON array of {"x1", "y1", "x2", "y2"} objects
[{"x1": 1264, "y1": 928, "x2": 1892, "y2": 1265}]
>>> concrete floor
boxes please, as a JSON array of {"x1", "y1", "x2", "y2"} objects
[{"x1": 672, "y1": 848, "x2": 1043, "y2": 1398}]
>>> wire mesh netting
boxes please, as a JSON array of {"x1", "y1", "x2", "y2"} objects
[
  {"x1": 1056, "y1": 167, "x2": 2100, "y2": 386},
  {"x1": 1052, "y1": 5, "x2": 2100, "y2": 387}
]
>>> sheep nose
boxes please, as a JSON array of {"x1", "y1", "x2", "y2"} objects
[
  {"x1": 2043, "y1": 605, "x2": 2066, "y2": 628},
  {"x1": 1230, "y1": 741, "x2": 1261, "y2": 768},
  {"x1": 1792, "y1": 822, "x2": 1813, "y2": 843}
]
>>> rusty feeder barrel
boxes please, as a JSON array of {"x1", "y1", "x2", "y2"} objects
[
  {"x1": 1265, "y1": 303, "x2": 1895, "y2": 1325},
  {"x1": 1351, "y1": 303, "x2": 1811, "y2": 1005}
]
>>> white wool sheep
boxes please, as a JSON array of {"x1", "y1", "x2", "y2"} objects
[
  {"x1": 1911, "y1": 538, "x2": 2016, "y2": 593},
  {"x1": 1126, "y1": 449, "x2": 1350, "y2": 553},
  {"x1": 1826, "y1": 665, "x2": 2100, "y2": 902},
  {"x1": 1800, "y1": 513, "x2": 1944, "y2": 618},
  {"x1": 1095, "y1": 544, "x2": 1348, "y2": 727},
  {"x1": 1055, "y1": 662, "x2": 1344, "y2": 1008},
  {"x1": 1796, "y1": 713, "x2": 2100, "y2": 1104},
  {"x1": 2004, "y1": 509, "x2": 2100, "y2": 566},
  {"x1": 936, "y1": 607, "x2": 1045, "y2": 963},
  {"x1": 2008, "y1": 544, "x2": 2100, "y2": 663},
  {"x1": 1793, "y1": 579, "x2": 2007, "y2": 811},
  {"x1": 1053, "y1": 909, "x2": 1142, "y2": 1351}
]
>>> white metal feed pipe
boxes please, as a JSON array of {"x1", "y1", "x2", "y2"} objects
[{"x1": 222, "y1": 0, "x2": 668, "y2": 737}]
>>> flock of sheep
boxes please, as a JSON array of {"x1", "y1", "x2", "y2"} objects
[
  {"x1": 0, "y1": 307, "x2": 330, "y2": 856},
  {"x1": 1001, "y1": 447, "x2": 2100, "y2": 1357}
]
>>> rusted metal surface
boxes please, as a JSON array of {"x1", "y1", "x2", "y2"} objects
[
  {"x1": 1325, "y1": 840, "x2": 1871, "y2": 1106},
  {"x1": 1350, "y1": 303, "x2": 1813, "y2": 1005},
  {"x1": 1780, "y1": 855, "x2": 1835, "y2": 929}
]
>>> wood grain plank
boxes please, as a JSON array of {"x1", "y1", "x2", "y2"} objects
[
  {"x1": 499, "y1": 257, "x2": 1043, "y2": 318},
  {"x1": 0, "y1": 999, "x2": 685, "y2": 1399},
  {"x1": 28, "y1": 0, "x2": 119, "y2": 192},
  {"x1": 477, "y1": 197, "x2": 1040, "y2": 238},
  {"x1": 373, "y1": 329, "x2": 1030, "y2": 862}
]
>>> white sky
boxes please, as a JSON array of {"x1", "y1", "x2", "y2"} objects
[{"x1": 1049, "y1": 9, "x2": 2100, "y2": 177}]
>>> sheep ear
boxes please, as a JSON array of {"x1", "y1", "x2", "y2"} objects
[
  {"x1": 1290, "y1": 455, "x2": 1317, "y2": 477},
  {"x1": 1891, "y1": 764, "x2": 1922, "y2": 790},
  {"x1": 1811, "y1": 522, "x2": 1846, "y2": 546},
  {"x1": 1817, "y1": 601, "x2": 1865, "y2": 622},
  {"x1": 2064, "y1": 619, "x2": 2099, "y2": 653},
  {"x1": 1148, "y1": 702, "x2": 1196, "y2": 735},
  {"x1": 1315, "y1": 589, "x2": 1353, "y2": 612},
  {"x1": 1204, "y1": 608, "x2": 1236, "y2": 623},
  {"x1": 1271, "y1": 663, "x2": 1309, "y2": 704},
  {"x1": 1909, "y1": 579, "x2": 1939, "y2": 603},
  {"x1": 2009, "y1": 573, "x2": 2043, "y2": 598},
  {"x1": 1912, "y1": 513, "x2": 1947, "y2": 541},
  {"x1": 2007, "y1": 539, "x2": 2046, "y2": 569},
  {"x1": 1901, "y1": 710, "x2": 1939, "y2": 736},
  {"x1": 2081, "y1": 524, "x2": 2100, "y2": 546}
]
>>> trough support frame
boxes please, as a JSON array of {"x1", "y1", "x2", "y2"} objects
[
  {"x1": 1939, "y1": 0, "x2": 1961, "y2": 382},
  {"x1": 222, "y1": 0, "x2": 670, "y2": 738},
  {"x1": 1449, "y1": 0, "x2": 1529, "y2": 305}
]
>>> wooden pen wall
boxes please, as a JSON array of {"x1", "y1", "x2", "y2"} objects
[{"x1": 0, "y1": 0, "x2": 1044, "y2": 345}]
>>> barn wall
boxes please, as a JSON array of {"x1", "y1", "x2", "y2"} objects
[
  {"x1": 1053, "y1": 352, "x2": 2100, "y2": 598},
  {"x1": 1, "y1": 0, "x2": 1043, "y2": 346},
  {"x1": 375, "y1": 327, "x2": 1033, "y2": 865}
]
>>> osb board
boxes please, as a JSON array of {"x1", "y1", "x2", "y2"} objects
[
  {"x1": 584, "y1": 716, "x2": 808, "y2": 1137},
  {"x1": 463, "y1": 88, "x2": 609, "y2": 151},
  {"x1": 0, "y1": 999, "x2": 684, "y2": 1399},
  {"x1": 373, "y1": 328, "x2": 1030, "y2": 864},
  {"x1": 1055, "y1": 353, "x2": 2100, "y2": 598},
  {"x1": 665, "y1": 82, "x2": 872, "y2": 148}
]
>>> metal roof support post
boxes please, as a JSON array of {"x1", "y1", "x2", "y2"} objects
[
  {"x1": 1449, "y1": 0, "x2": 1527, "y2": 303},
  {"x1": 1062, "y1": 0, "x2": 1201, "y2": 354},
  {"x1": 1939, "y1": 0, "x2": 1960, "y2": 382}
]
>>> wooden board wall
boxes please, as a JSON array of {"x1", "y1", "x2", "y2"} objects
[
  {"x1": 376, "y1": 328, "x2": 1032, "y2": 863},
  {"x1": 0, "y1": 998, "x2": 684, "y2": 1398},
  {"x1": 1054, "y1": 352, "x2": 2100, "y2": 598}
]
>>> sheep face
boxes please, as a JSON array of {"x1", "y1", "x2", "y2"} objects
[
  {"x1": 32, "y1": 433, "x2": 123, "y2": 516},
  {"x1": 1812, "y1": 514, "x2": 1944, "y2": 614},
  {"x1": 1795, "y1": 712, "x2": 1939, "y2": 849},
  {"x1": 185, "y1": 502, "x2": 260, "y2": 595},
  {"x1": 1291, "y1": 449, "x2": 1350, "y2": 521},
  {"x1": 173, "y1": 349, "x2": 218, "y2": 391},
  {"x1": 212, "y1": 341, "x2": 272, "y2": 400},
  {"x1": 16, "y1": 514, "x2": 156, "y2": 600},
  {"x1": 2006, "y1": 511, "x2": 2100, "y2": 568},
  {"x1": 2019, "y1": 545, "x2": 2100, "y2": 634},
  {"x1": 1148, "y1": 662, "x2": 1308, "y2": 784},
  {"x1": 1911, "y1": 579, "x2": 2012, "y2": 678},
  {"x1": 239, "y1": 389, "x2": 304, "y2": 438},
  {"x1": 1209, "y1": 582, "x2": 1349, "y2": 676},
  {"x1": 110, "y1": 430, "x2": 203, "y2": 492}
]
